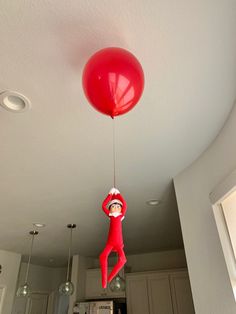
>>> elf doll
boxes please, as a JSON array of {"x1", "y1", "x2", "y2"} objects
[{"x1": 99, "y1": 188, "x2": 127, "y2": 288}]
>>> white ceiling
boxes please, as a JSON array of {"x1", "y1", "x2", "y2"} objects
[{"x1": 0, "y1": 0, "x2": 236, "y2": 267}]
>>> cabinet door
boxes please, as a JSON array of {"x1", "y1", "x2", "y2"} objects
[
  {"x1": 86, "y1": 268, "x2": 126, "y2": 299},
  {"x1": 170, "y1": 272, "x2": 195, "y2": 314},
  {"x1": 85, "y1": 269, "x2": 107, "y2": 299},
  {"x1": 147, "y1": 274, "x2": 174, "y2": 314},
  {"x1": 25, "y1": 293, "x2": 48, "y2": 314},
  {"x1": 126, "y1": 275, "x2": 149, "y2": 314}
]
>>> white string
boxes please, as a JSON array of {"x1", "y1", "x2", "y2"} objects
[
  {"x1": 66, "y1": 227, "x2": 73, "y2": 281},
  {"x1": 25, "y1": 232, "x2": 35, "y2": 284},
  {"x1": 112, "y1": 118, "x2": 116, "y2": 188}
]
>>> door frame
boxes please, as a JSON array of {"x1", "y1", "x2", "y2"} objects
[
  {"x1": 25, "y1": 291, "x2": 50, "y2": 314},
  {"x1": 47, "y1": 291, "x2": 56, "y2": 314},
  {"x1": 0, "y1": 286, "x2": 6, "y2": 314}
]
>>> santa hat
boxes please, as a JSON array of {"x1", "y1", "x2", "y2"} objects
[{"x1": 108, "y1": 199, "x2": 123, "y2": 208}]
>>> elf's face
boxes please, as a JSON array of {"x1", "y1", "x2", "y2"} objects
[{"x1": 110, "y1": 203, "x2": 122, "y2": 214}]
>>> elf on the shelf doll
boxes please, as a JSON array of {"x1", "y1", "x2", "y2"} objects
[{"x1": 99, "y1": 188, "x2": 127, "y2": 288}]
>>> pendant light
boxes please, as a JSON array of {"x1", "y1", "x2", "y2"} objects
[
  {"x1": 16, "y1": 230, "x2": 39, "y2": 297},
  {"x1": 109, "y1": 253, "x2": 125, "y2": 292},
  {"x1": 109, "y1": 273, "x2": 126, "y2": 292},
  {"x1": 59, "y1": 224, "x2": 76, "y2": 296}
]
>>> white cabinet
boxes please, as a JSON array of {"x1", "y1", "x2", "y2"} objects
[
  {"x1": 126, "y1": 273, "x2": 173, "y2": 314},
  {"x1": 126, "y1": 270, "x2": 195, "y2": 314},
  {"x1": 0, "y1": 287, "x2": 5, "y2": 314},
  {"x1": 147, "y1": 273, "x2": 173, "y2": 314},
  {"x1": 25, "y1": 293, "x2": 48, "y2": 314},
  {"x1": 126, "y1": 275, "x2": 149, "y2": 314},
  {"x1": 85, "y1": 269, "x2": 106, "y2": 299},
  {"x1": 85, "y1": 268, "x2": 125, "y2": 299},
  {"x1": 170, "y1": 272, "x2": 195, "y2": 314}
]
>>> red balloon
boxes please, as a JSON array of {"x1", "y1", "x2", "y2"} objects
[{"x1": 82, "y1": 47, "x2": 144, "y2": 118}]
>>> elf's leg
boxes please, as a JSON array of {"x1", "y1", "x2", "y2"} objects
[
  {"x1": 108, "y1": 246, "x2": 127, "y2": 283},
  {"x1": 99, "y1": 243, "x2": 113, "y2": 288}
]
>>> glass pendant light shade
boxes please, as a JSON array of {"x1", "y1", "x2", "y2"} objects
[
  {"x1": 16, "y1": 283, "x2": 30, "y2": 297},
  {"x1": 59, "y1": 281, "x2": 74, "y2": 296},
  {"x1": 59, "y1": 224, "x2": 76, "y2": 296},
  {"x1": 16, "y1": 230, "x2": 38, "y2": 297},
  {"x1": 109, "y1": 274, "x2": 125, "y2": 292}
]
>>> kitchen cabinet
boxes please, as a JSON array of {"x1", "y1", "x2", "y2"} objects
[
  {"x1": 170, "y1": 272, "x2": 195, "y2": 314},
  {"x1": 147, "y1": 273, "x2": 173, "y2": 314},
  {"x1": 126, "y1": 270, "x2": 195, "y2": 314},
  {"x1": 85, "y1": 268, "x2": 125, "y2": 299},
  {"x1": 126, "y1": 274, "x2": 149, "y2": 314}
]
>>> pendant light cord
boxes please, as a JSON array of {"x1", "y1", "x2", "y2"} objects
[
  {"x1": 66, "y1": 227, "x2": 73, "y2": 281},
  {"x1": 25, "y1": 233, "x2": 35, "y2": 284},
  {"x1": 113, "y1": 118, "x2": 116, "y2": 188}
]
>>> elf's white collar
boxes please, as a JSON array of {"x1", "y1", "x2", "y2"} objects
[{"x1": 109, "y1": 212, "x2": 122, "y2": 218}]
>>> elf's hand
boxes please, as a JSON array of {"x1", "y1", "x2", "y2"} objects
[
  {"x1": 109, "y1": 187, "x2": 116, "y2": 194},
  {"x1": 114, "y1": 188, "x2": 120, "y2": 195}
]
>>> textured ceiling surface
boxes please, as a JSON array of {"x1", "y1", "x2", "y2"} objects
[{"x1": 0, "y1": 0, "x2": 236, "y2": 266}]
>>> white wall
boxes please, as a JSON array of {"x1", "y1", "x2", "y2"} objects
[
  {"x1": 93, "y1": 249, "x2": 187, "y2": 272},
  {"x1": 12, "y1": 262, "x2": 66, "y2": 314},
  {"x1": 17, "y1": 263, "x2": 55, "y2": 292},
  {"x1": 174, "y1": 105, "x2": 236, "y2": 313},
  {"x1": 69, "y1": 254, "x2": 94, "y2": 311},
  {"x1": 0, "y1": 250, "x2": 21, "y2": 314},
  {"x1": 51, "y1": 267, "x2": 68, "y2": 314},
  {"x1": 76, "y1": 256, "x2": 94, "y2": 301}
]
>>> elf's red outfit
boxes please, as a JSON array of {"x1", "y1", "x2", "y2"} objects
[{"x1": 99, "y1": 192, "x2": 127, "y2": 288}]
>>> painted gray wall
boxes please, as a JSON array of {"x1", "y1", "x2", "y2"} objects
[
  {"x1": 12, "y1": 263, "x2": 66, "y2": 314},
  {"x1": 0, "y1": 250, "x2": 21, "y2": 314},
  {"x1": 174, "y1": 105, "x2": 236, "y2": 313}
]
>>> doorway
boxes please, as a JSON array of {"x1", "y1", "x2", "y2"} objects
[{"x1": 25, "y1": 293, "x2": 49, "y2": 314}]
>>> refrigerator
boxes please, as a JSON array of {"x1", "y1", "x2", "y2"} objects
[{"x1": 73, "y1": 300, "x2": 113, "y2": 314}]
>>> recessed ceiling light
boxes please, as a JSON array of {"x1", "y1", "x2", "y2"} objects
[
  {"x1": 33, "y1": 223, "x2": 46, "y2": 228},
  {"x1": 146, "y1": 199, "x2": 161, "y2": 206},
  {"x1": 0, "y1": 91, "x2": 31, "y2": 113}
]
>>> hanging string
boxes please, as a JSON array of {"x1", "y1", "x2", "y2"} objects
[
  {"x1": 66, "y1": 227, "x2": 73, "y2": 281},
  {"x1": 112, "y1": 118, "x2": 116, "y2": 188},
  {"x1": 25, "y1": 231, "x2": 37, "y2": 284}
]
